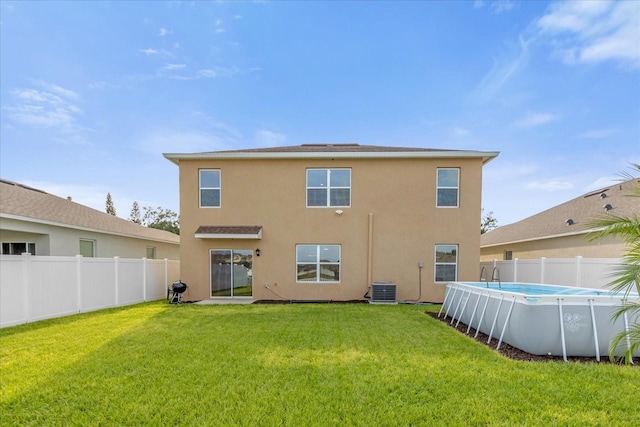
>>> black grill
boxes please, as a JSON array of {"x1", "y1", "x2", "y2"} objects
[{"x1": 169, "y1": 280, "x2": 188, "y2": 304}]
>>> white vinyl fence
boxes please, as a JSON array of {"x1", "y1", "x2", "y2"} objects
[
  {"x1": 479, "y1": 257, "x2": 622, "y2": 289},
  {"x1": 0, "y1": 254, "x2": 180, "y2": 328}
]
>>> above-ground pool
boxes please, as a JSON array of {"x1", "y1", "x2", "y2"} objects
[{"x1": 439, "y1": 282, "x2": 639, "y2": 361}]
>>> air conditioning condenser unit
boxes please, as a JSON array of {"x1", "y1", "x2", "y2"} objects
[{"x1": 369, "y1": 282, "x2": 396, "y2": 303}]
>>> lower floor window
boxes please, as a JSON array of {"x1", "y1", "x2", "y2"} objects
[
  {"x1": 435, "y1": 244, "x2": 457, "y2": 282},
  {"x1": 79, "y1": 239, "x2": 95, "y2": 257},
  {"x1": 296, "y1": 244, "x2": 341, "y2": 283},
  {"x1": 146, "y1": 246, "x2": 156, "y2": 259},
  {"x1": 210, "y1": 249, "x2": 253, "y2": 297},
  {"x1": 1, "y1": 242, "x2": 35, "y2": 255}
]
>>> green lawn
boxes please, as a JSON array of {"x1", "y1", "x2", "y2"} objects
[{"x1": 1, "y1": 302, "x2": 638, "y2": 426}]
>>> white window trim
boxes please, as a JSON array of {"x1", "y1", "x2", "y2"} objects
[
  {"x1": 296, "y1": 244, "x2": 341, "y2": 283},
  {"x1": 306, "y1": 168, "x2": 351, "y2": 208},
  {"x1": 436, "y1": 168, "x2": 460, "y2": 208},
  {"x1": 434, "y1": 244, "x2": 458, "y2": 283},
  {"x1": 199, "y1": 169, "x2": 222, "y2": 208}
]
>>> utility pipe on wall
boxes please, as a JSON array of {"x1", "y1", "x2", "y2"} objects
[{"x1": 367, "y1": 213, "x2": 373, "y2": 287}]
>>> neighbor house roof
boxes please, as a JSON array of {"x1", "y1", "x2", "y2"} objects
[
  {"x1": 0, "y1": 179, "x2": 180, "y2": 244},
  {"x1": 481, "y1": 178, "x2": 639, "y2": 248},
  {"x1": 164, "y1": 143, "x2": 499, "y2": 164}
]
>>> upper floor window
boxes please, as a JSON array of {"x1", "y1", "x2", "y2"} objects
[
  {"x1": 200, "y1": 169, "x2": 221, "y2": 208},
  {"x1": 307, "y1": 169, "x2": 351, "y2": 207},
  {"x1": 296, "y1": 244, "x2": 341, "y2": 283},
  {"x1": 434, "y1": 244, "x2": 457, "y2": 282},
  {"x1": 436, "y1": 168, "x2": 459, "y2": 207}
]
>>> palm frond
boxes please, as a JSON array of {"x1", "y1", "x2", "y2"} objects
[{"x1": 609, "y1": 323, "x2": 640, "y2": 364}]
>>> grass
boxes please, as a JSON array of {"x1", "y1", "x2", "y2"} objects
[{"x1": 1, "y1": 302, "x2": 639, "y2": 426}]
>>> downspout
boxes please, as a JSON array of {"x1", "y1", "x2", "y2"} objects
[{"x1": 367, "y1": 213, "x2": 373, "y2": 287}]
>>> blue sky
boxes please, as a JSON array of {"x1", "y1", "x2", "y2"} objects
[{"x1": 1, "y1": 0, "x2": 638, "y2": 226}]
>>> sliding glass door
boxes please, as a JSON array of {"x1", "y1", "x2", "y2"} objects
[{"x1": 210, "y1": 249, "x2": 253, "y2": 297}]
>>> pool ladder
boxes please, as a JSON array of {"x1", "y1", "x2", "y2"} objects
[{"x1": 480, "y1": 266, "x2": 501, "y2": 289}]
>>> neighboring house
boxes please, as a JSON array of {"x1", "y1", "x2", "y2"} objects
[
  {"x1": 0, "y1": 179, "x2": 180, "y2": 259},
  {"x1": 481, "y1": 178, "x2": 639, "y2": 261},
  {"x1": 164, "y1": 144, "x2": 498, "y2": 303}
]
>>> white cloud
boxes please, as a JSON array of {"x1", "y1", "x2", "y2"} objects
[
  {"x1": 138, "y1": 130, "x2": 235, "y2": 155},
  {"x1": 138, "y1": 48, "x2": 173, "y2": 57},
  {"x1": 473, "y1": 1, "x2": 514, "y2": 14},
  {"x1": 578, "y1": 128, "x2": 615, "y2": 139},
  {"x1": 18, "y1": 180, "x2": 171, "y2": 218},
  {"x1": 5, "y1": 82, "x2": 86, "y2": 138},
  {"x1": 254, "y1": 130, "x2": 286, "y2": 147},
  {"x1": 197, "y1": 66, "x2": 240, "y2": 78},
  {"x1": 513, "y1": 112, "x2": 559, "y2": 128},
  {"x1": 161, "y1": 63, "x2": 187, "y2": 71},
  {"x1": 483, "y1": 161, "x2": 539, "y2": 180},
  {"x1": 537, "y1": 0, "x2": 640, "y2": 69},
  {"x1": 159, "y1": 27, "x2": 173, "y2": 36},
  {"x1": 138, "y1": 48, "x2": 159, "y2": 55},
  {"x1": 451, "y1": 126, "x2": 471, "y2": 137},
  {"x1": 20, "y1": 180, "x2": 112, "y2": 214},
  {"x1": 471, "y1": 36, "x2": 531, "y2": 102},
  {"x1": 526, "y1": 180, "x2": 573, "y2": 191},
  {"x1": 490, "y1": 0, "x2": 514, "y2": 14},
  {"x1": 586, "y1": 175, "x2": 621, "y2": 191}
]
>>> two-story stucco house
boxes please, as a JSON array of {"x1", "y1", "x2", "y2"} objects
[{"x1": 164, "y1": 144, "x2": 498, "y2": 303}]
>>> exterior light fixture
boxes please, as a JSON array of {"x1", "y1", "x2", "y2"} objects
[{"x1": 256, "y1": 248, "x2": 261, "y2": 256}]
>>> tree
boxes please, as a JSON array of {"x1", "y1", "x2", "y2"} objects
[
  {"x1": 129, "y1": 201, "x2": 141, "y2": 224},
  {"x1": 481, "y1": 209, "x2": 498, "y2": 234},
  {"x1": 587, "y1": 165, "x2": 640, "y2": 364},
  {"x1": 142, "y1": 206, "x2": 180, "y2": 235},
  {"x1": 105, "y1": 193, "x2": 117, "y2": 216}
]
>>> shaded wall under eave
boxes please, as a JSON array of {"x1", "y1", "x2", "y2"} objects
[{"x1": 480, "y1": 233, "x2": 626, "y2": 261}]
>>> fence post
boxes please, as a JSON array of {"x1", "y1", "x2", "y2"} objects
[
  {"x1": 575, "y1": 256, "x2": 582, "y2": 288},
  {"x1": 76, "y1": 255, "x2": 83, "y2": 313},
  {"x1": 540, "y1": 257, "x2": 546, "y2": 284},
  {"x1": 514, "y1": 258, "x2": 518, "y2": 282},
  {"x1": 114, "y1": 256, "x2": 119, "y2": 306},
  {"x1": 143, "y1": 258, "x2": 147, "y2": 302},
  {"x1": 164, "y1": 258, "x2": 169, "y2": 297},
  {"x1": 23, "y1": 253, "x2": 31, "y2": 323}
]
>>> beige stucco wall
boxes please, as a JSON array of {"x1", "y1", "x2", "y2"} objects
[
  {"x1": 480, "y1": 233, "x2": 626, "y2": 261},
  {"x1": 0, "y1": 217, "x2": 180, "y2": 260},
  {"x1": 177, "y1": 157, "x2": 485, "y2": 303}
]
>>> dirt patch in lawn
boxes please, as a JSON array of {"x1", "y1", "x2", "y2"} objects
[{"x1": 426, "y1": 311, "x2": 636, "y2": 365}]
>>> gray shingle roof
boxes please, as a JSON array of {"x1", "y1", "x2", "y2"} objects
[
  {"x1": 481, "y1": 178, "x2": 640, "y2": 247},
  {"x1": 0, "y1": 179, "x2": 179, "y2": 244}
]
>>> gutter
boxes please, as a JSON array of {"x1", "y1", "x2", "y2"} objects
[{"x1": 163, "y1": 150, "x2": 500, "y2": 165}]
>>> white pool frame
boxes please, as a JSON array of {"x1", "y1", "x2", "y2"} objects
[{"x1": 438, "y1": 282, "x2": 639, "y2": 362}]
